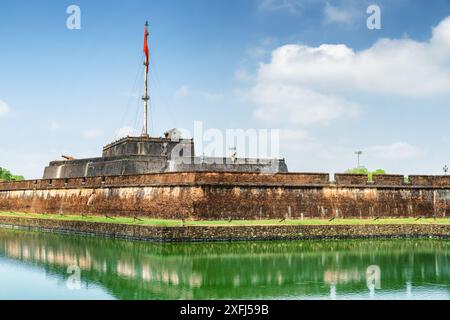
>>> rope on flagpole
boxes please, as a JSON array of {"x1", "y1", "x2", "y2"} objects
[{"x1": 116, "y1": 52, "x2": 145, "y2": 139}]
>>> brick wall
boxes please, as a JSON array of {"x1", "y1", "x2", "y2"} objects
[
  {"x1": 372, "y1": 174, "x2": 405, "y2": 186},
  {"x1": 0, "y1": 172, "x2": 331, "y2": 190},
  {"x1": 0, "y1": 171, "x2": 449, "y2": 220},
  {"x1": 409, "y1": 175, "x2": 450, "y2": 187},
  {"x1": 334, "y1": 174, "x2": 368, "y2": 185}
]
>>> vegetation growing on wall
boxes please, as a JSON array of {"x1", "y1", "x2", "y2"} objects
[
  {"x1": 0, "y1": 168, "x2": 24, "y2": 182},
  {"x1": 345, "y1": 167, "x2": 386, "y2": 182}
]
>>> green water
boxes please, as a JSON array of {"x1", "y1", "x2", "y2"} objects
[{"x1": 0, "y1": 228, "x2": 448, "y2": 300}]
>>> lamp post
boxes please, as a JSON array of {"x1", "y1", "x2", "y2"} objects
[{"x1": 355, "y1": 151, "x2": 363, "y2": 168}]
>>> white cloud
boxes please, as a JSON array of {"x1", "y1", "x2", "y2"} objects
[
  {"x1": 249, "y1": 83, "x2": 360, "y2": 125},
  {"x1": 258, "y1": 0, "x2": 302, "y2": 14},
  {"x1": 366, "y1": 142, "x2": 422, "y2": 161},
  {"x1": 243, "y1": 16, "x2": 450, "y2": 127},
  {"x1": 277, "y1": 130, "x2": 354, "y2": 173},
  {"x1": 115, "y1": 126, "x2": 137, "y2": 138},
  {"x1": 258, "y1": 17, "x2": 450, "y2": 96},
  {"x1": 0, "y1": 101, "x2": 11, "y2": 118},
  {"x1": 323, "y1": 2, "x2": 358, "y2": 24},
  {"x1": 82, "y1": 129, "x2": 104, "y2": 139}
]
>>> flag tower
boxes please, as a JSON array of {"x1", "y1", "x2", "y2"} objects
[{"x1": 142, "y1": 21, "x2": 150, "y2": 137}]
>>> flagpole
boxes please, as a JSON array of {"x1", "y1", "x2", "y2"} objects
[
  {"x1": 143, "y1": 61, "x2": 149, "y2": 137},
  {"x1": 142, "y1": 21, "x2": 150, "y2": 137}
]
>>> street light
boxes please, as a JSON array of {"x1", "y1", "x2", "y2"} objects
[
  {"x1": 444, "y1": 165, "x2": 448, "y2": 175},
  {"x1": 355, "y1": 151, "x2": 363, "y2": 168}
]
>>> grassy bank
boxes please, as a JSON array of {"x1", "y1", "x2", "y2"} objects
[{"x1": 0, "y1": 211, "x2": 449, "y2": 227}]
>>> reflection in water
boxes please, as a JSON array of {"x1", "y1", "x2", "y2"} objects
[{"x1": 0, "y1": 228, "x2": 449, "y2": 300}]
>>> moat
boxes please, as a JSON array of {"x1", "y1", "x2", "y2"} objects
[{"x1": 0, "y1": 228, "x2": 448, "y2": 300}]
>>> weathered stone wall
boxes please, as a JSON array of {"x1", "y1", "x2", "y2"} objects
[
  {"x1": 335, "y1": 174, "x2": 368, "y2": 185},
  {"x1": 102, "y1": 136, "x2": 195, "y2": 158},
  {"x1": 2, "y1": 172, "x2": 330, "y2": 190},
  {"x1": 44, "y1": 137, "x2": 288, "y2": 179},
  {"x1": 373, "y1": 174, "x2": 405, "y2": 186},
  {"x1": 43, "y1": 156, "x2": 169, "y2": 179},
  {"x1": 409, "y1": 175, "x2": 450, "y2": 187},
  {"x1": 171, "y1": 158, "x2": 288, "y2": 174},
  {"x1": 0, "y1": 172, "x2": 448, "y2": 220},
  {"x1": 43, "y1": 155, "x2": 289, "y2": 179},
  {"x1": 0, "y1": 216, "x2": 448, "y2": 241}
]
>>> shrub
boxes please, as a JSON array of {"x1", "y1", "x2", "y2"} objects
[
  {"x1": 345, "y1": 167, "x2": 386, "y2": 182},
  {"x1": 0, "y1": 168, "x2": 24, "y2": 181}
]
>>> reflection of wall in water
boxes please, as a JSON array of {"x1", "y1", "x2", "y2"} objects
[{"x1": 0, "y1": 229, "x2": 449, "y2": 299}]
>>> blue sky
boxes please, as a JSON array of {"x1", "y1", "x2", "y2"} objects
[{"x1": 1, "y1": 0, "x2": 450, "y2": 178}]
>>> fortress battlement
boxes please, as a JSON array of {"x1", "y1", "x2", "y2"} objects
[
  {"x1": 1, "y1": 171, "x2": 448, "y2": 220},
  {"x1": 43, "y1": 134, "x2": 289, "y2": 179},
  {"x1": 3, "y1": 172, "x2": 449, "y2": 191}
]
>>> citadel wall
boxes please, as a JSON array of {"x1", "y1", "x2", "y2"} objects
[{"x1": 0, "y1": 172, "x2": 448, "y2": 220}]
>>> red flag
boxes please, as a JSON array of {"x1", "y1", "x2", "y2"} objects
[{"x1": 143, "y1": 21, "x2": 149, "y2": 74}]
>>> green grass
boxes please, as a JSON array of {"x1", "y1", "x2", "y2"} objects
[{"x1": 0, "y1": 211, "x2": 449, "y2": 227}]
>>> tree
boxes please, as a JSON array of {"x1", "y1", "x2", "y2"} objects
[
  {"x1": 0, "y1": 167, "x2": 24, "y2": 182},
  {"x1": 345, "y1": 167, "x2": 386, "y2": 182}
]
